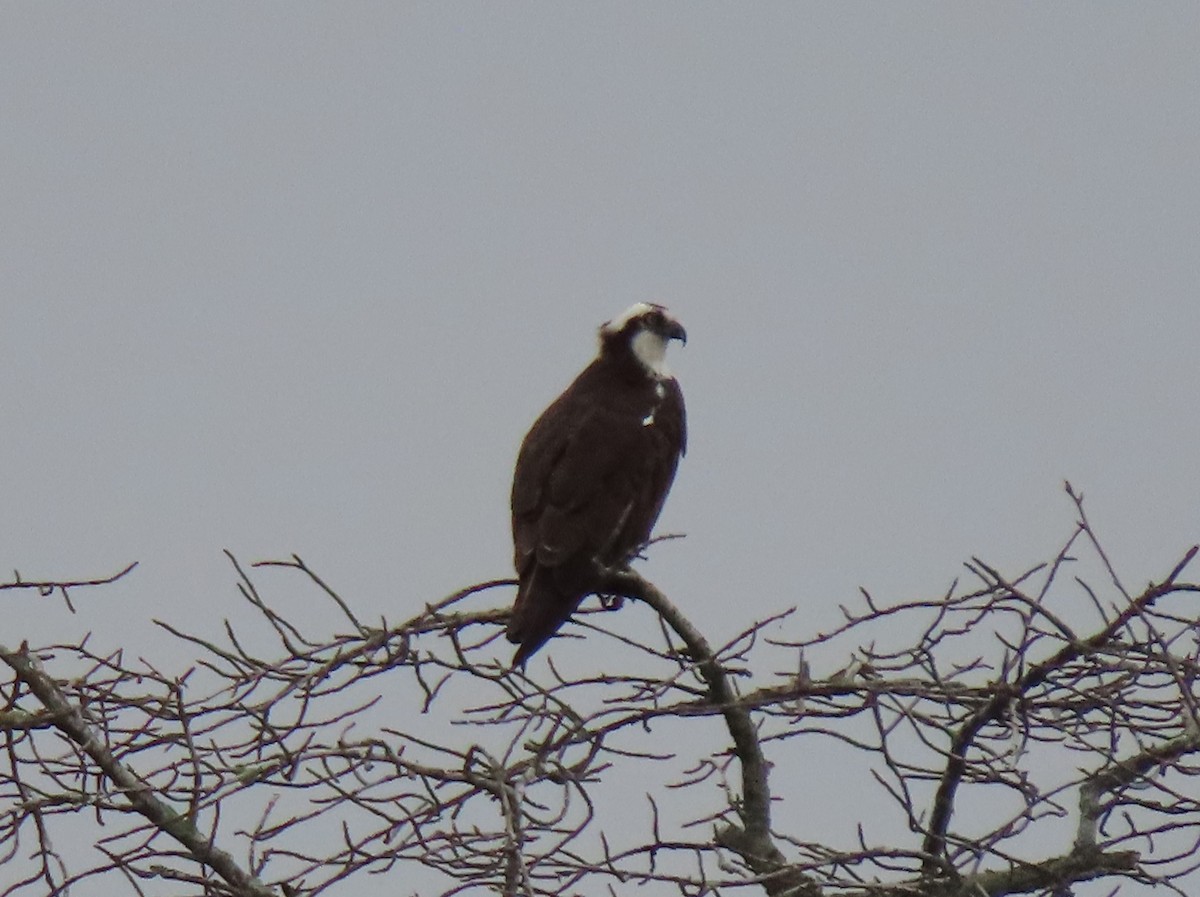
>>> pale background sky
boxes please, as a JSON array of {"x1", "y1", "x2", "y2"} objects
[{"x1": 2, "y1": 5, "x2": 1198, "y2": 896}]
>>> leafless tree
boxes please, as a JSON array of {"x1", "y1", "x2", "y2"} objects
[{"x1": 3, "y1": 483, "x2": 1199, "y2": 897}]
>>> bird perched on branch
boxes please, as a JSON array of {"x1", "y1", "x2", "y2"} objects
[{"x1": 507, "y1": 303, "x2": 687, "y2": 667}]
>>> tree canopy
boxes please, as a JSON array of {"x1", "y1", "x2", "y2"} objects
[{"x1": 3, "y1": 484, "x2": 1198, "y2": 897}]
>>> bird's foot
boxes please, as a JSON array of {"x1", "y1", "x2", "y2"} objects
[
  {"x1": 598, "y1": 593, "x2": 625, "y2": 611},
  {"x1": 593, "y1": 561, "x2": 638, "y2": 610}
]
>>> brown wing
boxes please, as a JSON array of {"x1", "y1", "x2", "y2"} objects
[
  {"x1": 508, "y1": 369, "x2": 686, "y2": 663},
  {"x1": 513, "y1": 397, "x2": 650, "y2": 587},
  {"x1": 620, "y1": 376, "x2": 685, "y2": 552}
]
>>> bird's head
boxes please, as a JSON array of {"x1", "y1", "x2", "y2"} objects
[{"x1": 598, "y1": 303, "x2": 687, "y2": 378}]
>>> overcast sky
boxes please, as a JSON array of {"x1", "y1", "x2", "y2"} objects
[{"x1": 3, "y1": 5, "x2": 1199, "y2": 895}]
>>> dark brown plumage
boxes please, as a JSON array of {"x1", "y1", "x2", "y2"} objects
[{"x1": 507, "y1": 303, "x2": 687, "y2": 667}]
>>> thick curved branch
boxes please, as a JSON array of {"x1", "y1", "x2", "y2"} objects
[{"x1": 596, "y1": 567, "x2": 816, "y2": 896}]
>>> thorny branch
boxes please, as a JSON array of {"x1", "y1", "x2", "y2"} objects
[{"x1": 2, "y1": 486, "x2": 1199, "y2": 897}]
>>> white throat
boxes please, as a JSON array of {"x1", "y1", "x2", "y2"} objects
[{"x1": 630, "y1": 329, "x2": 671, "y2": 379}]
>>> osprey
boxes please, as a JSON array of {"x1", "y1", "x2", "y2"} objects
[{"x1": 507, "y1": 303, "x2": 687, "y2": 667}]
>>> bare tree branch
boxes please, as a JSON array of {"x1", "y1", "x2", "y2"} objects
[
  {"x1": 0, "y1": 643, "x2": 277, "y2": 897},
  {"x1": 1, "y1": 563, "x2": 138, "y2": 612},
  {"x1": 921, "y1": 546, "x2": 1199, "y2": 872},
  {"x1": 3, "y1": 490, "x2": 1199, "y2": 896},
  {"x1": 594, "y1": 565, "x2": 817, "y2": 896}
]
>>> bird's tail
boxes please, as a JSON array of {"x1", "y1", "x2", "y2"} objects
[{"x1": 507, "y1": 569, "x2": 581, "y2": 667}]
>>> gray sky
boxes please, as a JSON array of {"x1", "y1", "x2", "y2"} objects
[{"x1": 3, "y1": 4, "x2": 1199, "y2": 895}]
